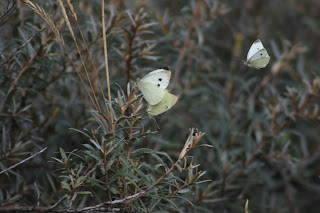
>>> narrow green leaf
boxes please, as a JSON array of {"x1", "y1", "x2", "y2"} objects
[
  {"x1": 75, "y1": 191, "x2": 92, "y2": 195},
  {"x1": 59, "y1": 148, "x2": 67, "y2": 161},
  {"x1": 61, "y1": 181, "x2": 71, "y2": 192}
]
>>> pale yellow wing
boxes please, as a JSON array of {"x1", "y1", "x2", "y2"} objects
[
  {"x1": 138, "y1": 81, "x2": 165, "y2": 105},
  {"x1": 148, "y1": 92, "x2": 178, "y2": 116},
  {"x1": 249, "y1": 56, "x2": 270, "y2": 69},
  {"x1": 246, "y1": 49, "x2": 270, "y2": 69}
]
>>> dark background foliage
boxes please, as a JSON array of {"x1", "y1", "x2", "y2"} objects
[{"x1": 1, "y1": 0, "x2": 320, "y2": 212}]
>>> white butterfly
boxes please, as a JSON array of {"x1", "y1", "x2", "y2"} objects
[
  {"x1": 244, "y1": 39, "x2": 270, "y2": 69},
  {"x1": 137, "y1": 67, "x2": 171, "y2": 105}
]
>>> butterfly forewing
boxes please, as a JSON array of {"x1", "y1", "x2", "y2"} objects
[
  {"x1": 246, "y1": 39, "x2": 265, "y2": 61},
  {"x1": 141, "y1": 69, "x2": 171, "y2": 90},
  {"x1": 138, "y1": 81, "x2": 165, "y2": 105}
]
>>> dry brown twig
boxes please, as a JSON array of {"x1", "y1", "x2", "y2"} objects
[
  {"x1": 245, "y1": 199, "x2": 249, "y2": 213},
  {"x1": 101, "y1": 0, "x2": 112, "y2": 103}
]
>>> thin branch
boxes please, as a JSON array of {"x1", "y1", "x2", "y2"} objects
[
  {"x1": 45, "y1": 194, "x2": 69, "y2": 212},
  {"x1": 165, "y1": 182, "x2": 188, "y2": 198},
  {"x1": 0, "y1": 205, "x2": 122, "y2": 212},
  {"x1": 31, "y1": 182, "x2": 41, "y2": 210},
  {"x1": 67, "y1": 194, "x2": 77, "y2": 209},
  {"x1": 103, "y1": 141, "x2": 112, "y2": 201},
  {"x1": 101, "y1": 0, "x2": 112, "y2": 103},
  {"x1": 0, "y1": 0, "x2": 16, "y2": 26},
  {"x1": 123, "y1": 13, "x2": 141, "y2": 85},
  {"x1": 0, "y1": 147, "x2": 47, "y2": 175},
  {"x1": 69, "y1": 160, "x2": 104, "y2": 193},
  {"x1": 0, "y1": 28, "x2": 43, "y2": 68}
]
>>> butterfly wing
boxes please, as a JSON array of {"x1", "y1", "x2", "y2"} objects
[
  {"x1": 246, "y1": 39, "x2": 265, "y2": 61},
  {"x1": 138, "y1": 81, "x2": 165, "y2": 105},
  {"x1": 148, "y1": 92, "x2": 178, "y2": 116},
  {"x1": 141, "y1": 69, "x2": 171, "y2": 90},
  {"x1": 248, "y1": 49, "x2": 270, "y2": 69}
]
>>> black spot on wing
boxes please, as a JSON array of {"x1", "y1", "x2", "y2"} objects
[
  {"x1": 159, "y1": 78, "x2": 162, "y2": 81},
  {"x1": 157, "y1": 84, "x2": 160, "y2": 87}
]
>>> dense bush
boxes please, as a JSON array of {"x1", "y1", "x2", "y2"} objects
[{"x1": 1, "y1": 0, "x2": 320, "y2": 212}]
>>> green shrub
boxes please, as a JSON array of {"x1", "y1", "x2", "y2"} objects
[{"x1": 1, "y1": 0, "x2": 320, "y2": 212}]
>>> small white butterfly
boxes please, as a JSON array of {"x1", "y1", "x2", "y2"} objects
[
  {"x1": 137, "y1": 67, "x2": 179, "y2": 115},
  {"x1": 244, "y1": 39, "x2": 270, "y2": 69},
  {"x1": 137, "y1": 67, "x2": 171, "y2": 105}
]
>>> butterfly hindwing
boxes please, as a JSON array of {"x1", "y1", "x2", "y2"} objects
[
  {"x1": 248, "y1": 49, "x2": 270, "y2": 69},
  {"x1": 147, "y1": 92, "x2": 178, "y2": 116},
  {"x1": 249, "y1": 56, "x2": 270, "y2": 69}
]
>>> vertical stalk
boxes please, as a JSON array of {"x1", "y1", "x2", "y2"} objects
[
  {"x1": 101, "y1": 2, "x2": 112, "y2": 101},
  {"x1": 101, "y1": 0, "x2": 114, "y2": 127},
  {"x1": 103, "y1": 141, "x2": 112, "y2": 201}
]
